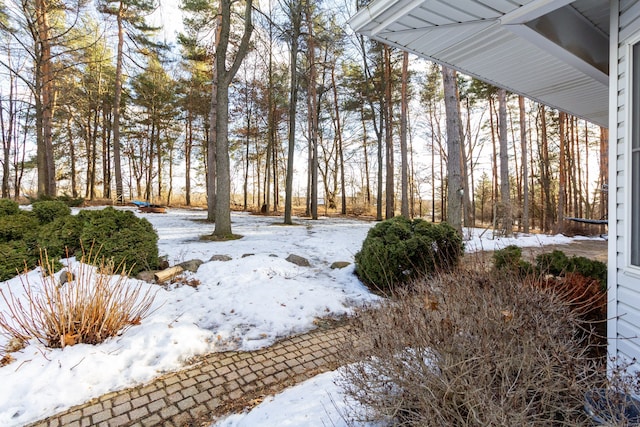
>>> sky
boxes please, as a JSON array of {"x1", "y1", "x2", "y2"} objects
[{"x1": 0, "y1": 207, "x2": 599, "y2": 426}]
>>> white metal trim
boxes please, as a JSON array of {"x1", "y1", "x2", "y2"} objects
[
  {"x1": 348, "y1": 0, "x2": 399, "y2": 34},
  {"x1": 370, "y1": 0, "x2": 425, "y2": 36},
  {"x1": 608, "y1": 0, "x2": 619, "y2": 362},
  {"x1": 500, "y1": 0, "x2": 573, "y2": 25},
  {"x1": 623, "y1": 33, "x2": 640, "y2": 272},
  {"x1": 504, "y1": 23, "x2": 609, "y2": 85}
]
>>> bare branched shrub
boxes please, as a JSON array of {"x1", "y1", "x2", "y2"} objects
[
  {"x1": 584, "y1": 359, "x2": 640, "y2": 426},
  {"x1": 338, "y1": 268, "x2": 603, "y2": 426},
  {"x1": 0, "y1": 251, "x2": 156, "y2": 349}
]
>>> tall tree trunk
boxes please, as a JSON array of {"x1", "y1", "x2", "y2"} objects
[
  {"x1": 243, "y1": 117, "x2": 250, "y2": 211},
  {"x1": 498, "y1": 88, "x2": 512, "y2": 235},
  {"x1": 441, "y1": 66, "x2": 462, "y2": 234},
  {"x1": 377, "y1": 106, "x2": 383, "y2": 221},
  {"x1": 166, "y1": 138, "x2": 173, "y2": 206},
  {"x1": 185, "y1": 112, "x2": 192, "y2": 205},
  {"x1": 557, "y1": 111, "x2": 567, "y2": 234},
  {"x1": 102, "y1": 107, "x2": 112, "y2": 199},
  {"x1": 357, "y1": 34, "x2": 383, "y2": 220},
  {"x1": 307, "y1": 9, "x2": 318, "y2": 220},
  {"x1": 599, "y1": 127, "x2": 608, "y2": 234},
  {"x1": 331, "y1": 61, "x2": 347, "y2": 215},
  {"x1": 461, "y1": 98, "x2": 473, "y2": 227},
  {"x1": 519, "y1": 96, "x2": 529, "y2": 233},
  {"x1": 264, "y1": 3, "x2": 275, "y2": 214},
  {"x1": 213, "y1": 0, "x2": 253, "y2": 236},
  {"x1": 400, "y1": 51, "x2": 409, "y2": 218},
  {"x1": 0, "y1": 77, "x2": 15, "y2": 198},
  {"x1": 157, "y1": 117, "x2": 163, "y2": 201},
  {"x1": 284, "y1": 0, "x2": 301, "y2": 225},
  {"x1": 35, "y1": 0, "x2": 56, "y2": 197},
  {"x1": 112, "y1": 2, "x2": 125, "y2": 204},
  {"x1": 65, "y1": 114, "x2": 78, "y2": 198},
  {"x1": 360, "y1": 107, "x2": 371, "y2": 206},
  {"x1": 207, "y1": 12, "x2": 222, "y2": 222},
  {"x1": 384, "y1": 45, "x2": 394, "y2": 219},
  {"x1": 540, "y1": 106, "x2": 553, "y2": 232}
]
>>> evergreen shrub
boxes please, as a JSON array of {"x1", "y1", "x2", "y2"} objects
[
  {"x1": 0, "y1": 207, "x2": 159, "y2": 281},
  {"x1": 36, "y1": 216, "x2": 84, "y2": 259},
  {"x1": 0, "y1": 199, "x2": 19, "y2": 216},
  {"x1": 0, "y1": 212, "x2": 39, "y2": 243},
  {"x1": 29, "y1": 194, "x2": 84, "y2": 207},
  {"x1": 354, "y1": 216, "x2": 463, "y2": 294},
  {"x1": 78, "y1": 208, "x2": 158, "y2": 275},
  {"x1": 55, "y1": 194, "x2": 85, "y2": 207},
  {"x1": 32, "y1": 200, "x2": 71, "y2": 224},
  {"x1": 493, "y1": 245, "x2": 534, "y2": 275},
  {"x1": 536, "y1": 250, "x2": 607, "y2": 289},
  {"x1": 0, "y1": 241, "x2": 35, "y2": 281}
]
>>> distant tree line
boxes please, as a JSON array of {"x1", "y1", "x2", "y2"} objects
[{"x1": 0, "y1": 0, "x2": 607, "y2": 236}]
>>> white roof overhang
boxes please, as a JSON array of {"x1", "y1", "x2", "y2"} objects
[{"x1": 349, "y1": 0, "x2": 610, "y2": 127}]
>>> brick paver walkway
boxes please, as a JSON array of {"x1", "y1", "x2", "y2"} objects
[{"x1": 27, "y1": 321, "x2": 353, "y2": 427}]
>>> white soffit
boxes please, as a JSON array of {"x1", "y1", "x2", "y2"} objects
[{"x1": 349, "y1": 0, "x2": 610, "y2": 127}]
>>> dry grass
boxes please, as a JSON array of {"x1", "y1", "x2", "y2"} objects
[
  {"x1": 337, "y1": 267, "x2": 605, "y2": 426},
  {"x1": 0, "y1": 251, "x2": 156, "y2": 349}
]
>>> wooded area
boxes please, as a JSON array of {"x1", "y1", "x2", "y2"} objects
[{"x1": 0, "y1": 0, "x2": 608, "y2": 236}]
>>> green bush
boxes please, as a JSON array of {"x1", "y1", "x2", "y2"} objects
[
  {"x1": 536, "y1": 250, "x2": 607, "y2": 289},
  {"x1": 29, "y1": 194, "x2": 85, "y2": 207},
  {"x1": 36, "y1": 215, "x2": 84, "y2": 259},
  {"x1": 0, "y1": 199, "x2": 19, "y2": 216},
  {"x1": 0, "y1": 207, "x2": 159, "y2": 281},
  {"x1": 31, "y1": 200, "x2": 71, "y2": 224},
  {"x1": 0, "y1": 212, "x2": 39, "y2": 243},
  {"x1": 354, "y1": 217, "x2": 463, "y2": 293},
  {"x1": 56, "y1": 194, "x2": 85, "y2": 207},
  {"x1": 78, "y1": 208, "x2": 158, "y2": 275},
  {"x1": 493, "y1": 245, "x2": 534, "y2": 275},
  {"x1": 0, "y1": 240, "x2": 37, "y2": 281}
]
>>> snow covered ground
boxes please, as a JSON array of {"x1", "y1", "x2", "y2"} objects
[{"x1": 0, "y1": 207, "x2": 603, "y2": 426}]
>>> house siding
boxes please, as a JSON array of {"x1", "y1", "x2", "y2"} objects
[{"x1": 612, "y1": 0, "x2": 640, "y2": 364}]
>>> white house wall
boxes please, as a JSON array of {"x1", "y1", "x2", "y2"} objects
[{"x1": 612, "y1": 0, "x2": 640, "y2": 363}]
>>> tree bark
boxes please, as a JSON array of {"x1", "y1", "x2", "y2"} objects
[
  {"x1": 284, "y1": 0, "x2": 302, "y2": 225},
  {"x1": 111, "y1": 2, "x2": 127, "y2": 203},
  {"x1": 307, "y1": 6, "x2": 318, "y2": 220},
  {"x1": 441, "y1": 66, "x2": 462, "y2": 234},
  {"x1": 557, "y1": 111, "x2": 567, "y2": 234},
  {"x1": 519, "y1": 96, "x2": 529, "y2": 233},
  {"x1": 384, "y1": 45, "x2": 394, "y2": 219},
  {"x1": 400, "y1": 51, "x2": 409, "y2": 218},
  {"x1": 213, "y1": 0, "x2": 253, "y2": 236},
  {"x1": 498, "y1": 88, "x2": 512, "y2": 235},
  {"x1": 599, "y1": 127, "x2": 608, "y2": 234},
  {"x1": 35, "y1": 0, "x2": 56, "y2": 197}
]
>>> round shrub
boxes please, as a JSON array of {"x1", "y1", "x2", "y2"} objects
[
  {"x1": 354, "y1": 217, "x2": 463, "y2": 293},
  {"x1": 36, "y1": 215, "x2": 84, "y2": 258},
  {"x1": 493, "y1": 245, "x2": 534, "y2": 275},
  {"x1": 31, "y1": 200, "x2": 71, "y2": 224},
  {"x1": 536, "y1": 249, "x2": 607, "y2": 290},
  {"x1": 78, "y1": 207, "x2": 158, "y2": 275},
  {"x1": 0, "y1": 240, "x2": 37, "y2": 281},
  {"x1": 0, "y1": 199, "x2": 19, "y2": 216},
  {"x1": 0, "y1": 212, "x2": 39, "y2": 243}
]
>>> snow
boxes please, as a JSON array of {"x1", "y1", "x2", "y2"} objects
[
  {"x1": 212, "y1": 369, "x2": 380, "y2": 427},
  {"x1": 0, "y1": 207, "x2": 604, "y2": 426}
]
